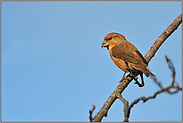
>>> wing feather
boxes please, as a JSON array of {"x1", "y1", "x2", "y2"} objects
[{"x1": 111, "y1": 41, "x2": 148, "y2": 67}]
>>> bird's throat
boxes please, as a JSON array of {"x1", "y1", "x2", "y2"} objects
[{"x1": 109, "y1": 41, "x2": 117, "y2": 50}]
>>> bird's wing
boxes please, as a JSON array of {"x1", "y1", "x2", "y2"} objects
[{"x1": 111, "y1": 41, "x2": 148, "y2": 67}]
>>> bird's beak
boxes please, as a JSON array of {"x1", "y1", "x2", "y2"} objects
[{"x1": 101, "y1": 40, "x2": 109, "y2": 49}]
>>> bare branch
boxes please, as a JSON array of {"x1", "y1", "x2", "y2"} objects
[
  {"x1": 165, "y1": 55, "x2": 176, "y2": 85},
  {"x1": 151, "y1": 76, "x2": 164, "y2": 89},
  {"x1": 145, "y1": 14, "x2": 182, "y2": 63},
  {"x1": 89, "y1": 105, "x2": 96, "y2": 122},
  {"x1": 116, "y1": 93, "x2": 129, "y2": 122},
  {"x1": 126, "y1": 55, "x2": 182, "y2": 120},
  {"x1": 91, "y1": 14, "x2": 182, "y2": 122}
]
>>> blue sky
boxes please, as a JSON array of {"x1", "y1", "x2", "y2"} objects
[{"x1": 1, "y1": 1, "x2": 182, "y2": 122}]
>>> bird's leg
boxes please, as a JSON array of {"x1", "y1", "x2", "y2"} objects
[
  {"x1": 124, "y1": 61, "x2": 137, "y2": 82},
  {"x1": 119, "y1": 72, "x2": 126, "y2": 83},
  {"x1": 119, "y1": 61, "x2": 131, "y2": 83},
  {"x1": 134, "y1": 72, "x2": 144, "y2": 87},
  {"x1": 129, "y1": 73, "x2": 139, "y2": 85},
  {"x1": 125, "y1": 61, "x2": 130, "y2": 71}
]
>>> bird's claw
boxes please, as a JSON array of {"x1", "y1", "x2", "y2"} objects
[
  {"x1": 134, "y1": 76, "x2": 144, "y2": 87},
  {"x1": 119, "y1": 72, "x2": 126, "y2": 83}
]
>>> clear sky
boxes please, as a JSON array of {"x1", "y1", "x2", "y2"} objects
[{"x1": 1, "y1": 1, "x2": 182, "y2": 122}]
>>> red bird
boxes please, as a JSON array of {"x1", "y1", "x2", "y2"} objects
[{"x1": 101, "y1": 32, "x2": 155, "y2": 87}]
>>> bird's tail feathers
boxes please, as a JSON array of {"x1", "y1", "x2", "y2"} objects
[{"x1": 144, "y1": 68, "x2": 155, "y2": 77}]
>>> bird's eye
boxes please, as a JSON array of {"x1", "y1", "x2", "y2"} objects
[{"x1": 106, "y1": 37, "x2": 112, "y2": 41}]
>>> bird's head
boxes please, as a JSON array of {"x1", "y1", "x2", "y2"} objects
[{"x1": 101, "y1": 32, "x2": 126, "y2": 50}]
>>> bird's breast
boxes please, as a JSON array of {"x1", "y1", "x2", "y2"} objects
[{"x1": 109, "y1": 51, "x2": 128, "y2": 72}]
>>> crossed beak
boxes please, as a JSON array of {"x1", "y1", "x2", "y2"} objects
[{"x1": 101, "y1": 40, "x2": 109, "y2": 49}]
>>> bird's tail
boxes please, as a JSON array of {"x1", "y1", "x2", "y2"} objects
[{"x1": 144, "y1": 68, "x2": 155, "y2": 77}]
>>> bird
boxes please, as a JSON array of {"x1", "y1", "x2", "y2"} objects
[{"x1": 101, "y1": 32, "x2": 155, "y2": 87}]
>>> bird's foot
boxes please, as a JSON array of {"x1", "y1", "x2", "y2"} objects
[
  {"x1": 119, "y1": 72, "x2": 126, "y2": 83},
  {"x1": 119, "y1": 78, "x2": 124, "y2": 83},
  {"x1": 134, "y1": 76, "x2": 144, "y2": 87}
]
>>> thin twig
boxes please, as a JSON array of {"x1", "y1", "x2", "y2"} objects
[
  {"x1": 165, "y1": 55, "x2": 176, "y2": 85},
  {"x1": 89, "y1": 105, "x2": 96, "y2": 122},
  {"x1": 151, "y1": 76, "x2": 164, "y2": 89},
  {"x1": 126, "y1": 55, "x2": 182, "y2": 120}
]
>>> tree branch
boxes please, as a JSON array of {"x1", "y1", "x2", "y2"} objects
[
  {"x1": 116, "y1": 92, "x2": 129, "y2": 122},
  {"x1": 90, "y1": 14, "x2": 182, "y2": 122},
  {"x1": 89, "y1": 105, "x2": 96, "y2": 122},
  {"x1": 127, "y1": 55, "x2": 182, "y2": 120},
  {"x1": 144, "y1": 14, "x2": 182, "y2": 63}
]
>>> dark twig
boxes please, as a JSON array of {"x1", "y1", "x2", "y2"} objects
[
  {"x1": 89, "y1": 105, "x2": 96, "y2": 122},
  {"x1": 165, "y1": 55, "x2": 176, "y2": 85},
  {"x1": 90, "y1": 14, "x2": 182, "y2": 122},
  {"x1": 151, "y1": 76, "x2": 164, "y2": 89},
  {"x1": 126, "y1": 55, "x2": 182, "y2": 120}
]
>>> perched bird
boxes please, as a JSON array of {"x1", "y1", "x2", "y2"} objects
[{"x1": 101, "y1": 32, "x2": 155, "y2": 87}]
